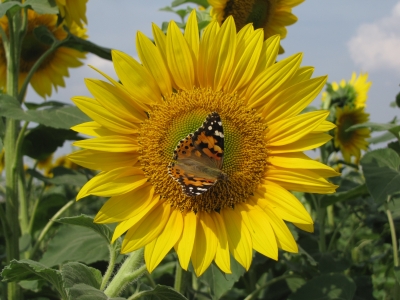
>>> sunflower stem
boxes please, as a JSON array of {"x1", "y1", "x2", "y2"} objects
[
  {"x1": 29, "y1": 199, "x2": 75, "y2": 259},
  {"x1": 104, "y1": 248, "x2": 146, "y2": 298},
  {"x1": 100, "y1": 245, "x2": 118, "y2": 291},
  {"x1": 174, "y1": 262, "x2": 185, "y2": 293},
  {"x1": 385, "y1": 198, "x2": 399, "y2": 268},
  {"x1": 4, "y1": 6, "x2": 23, "y2": 300}
]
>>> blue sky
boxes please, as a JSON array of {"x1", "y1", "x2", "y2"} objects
[{"x1": 25, "y1": 0, "x2": 400, "y2": 155}]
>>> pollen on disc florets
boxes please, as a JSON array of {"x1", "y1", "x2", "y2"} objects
[{"x1": 138, "y1": 88, "x2": 268, "y2": 213}]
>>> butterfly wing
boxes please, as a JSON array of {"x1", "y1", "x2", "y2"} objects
[
  {"x1": 167, "y1": 112, "x2": 225, "y2": 196},
  {"x1": 192, "y1": 112, "x2": 224, "y2": 169}
]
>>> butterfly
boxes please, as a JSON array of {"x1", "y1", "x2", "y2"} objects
[{"x1": 167, "y1": 112, "x2": 228, "y2": 196}]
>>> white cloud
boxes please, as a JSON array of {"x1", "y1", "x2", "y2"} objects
[{"x1": 348, "y1": 2, "x2": 400, "y2": 72}]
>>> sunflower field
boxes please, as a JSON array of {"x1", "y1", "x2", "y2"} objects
[{"x1": 0, "y1": 0, "x2": 400, "y2": 299}]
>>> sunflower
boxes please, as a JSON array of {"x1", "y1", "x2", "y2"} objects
[
  {"x1": 322, "y1": 72, "x2": 371, "y2": 108},
  {"x1": 208, "y1": 0, "x2": 304, "y2": 53},
  {"x1": 56, "y1": 0, "x2": 88, "y2": 28},
  {"x1": 334, "y1": 106, "x2": 370, "y2": 163},
  {"x1": 0, "y1": 10, "x2": 87, "y2": 98},
  {"x1": 69, "y1": 11, "x2": 338, "y2": 276}
]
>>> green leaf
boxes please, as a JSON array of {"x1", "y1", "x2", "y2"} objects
[
  {"x1": 137, "y1": 285, "x2": 187, "y2": 300},
  {"x1": 394, "y1": 266, "x2": 400, "y2": 285},
  {"x1": 1, "y1": 259, "x2": 68, "y2": 299},
  {"x1": 33, "y1": 25, "x2": 57, "y2": 45},
  {"x1": 288, "y1": 274, "x2": 356, "y2": 300},
  {"x1": 0, "y1": 2, "x2": 21, "y2": 18},
  {"x1": 22, "y1": 126, "x2": 80, "y2": 160},
  {"x1": 0, "y1": 94, "x2": 90, "y2": 129},
  {"x1": 61, "y1": 262, "x2": 102, "y2": 290},
  {"x1": 199, "y1": 258, "x2": 245, "y2": 299},
  {"x1": 320, "y1": 184, "x2": 369, "y2": 208},
  {"x1": 67, "y1": 284, "x2": 126, "y2": 300},
  {"x1": 368, "y1": 131, "x2": 396, "y2": 144},
  {"x1": 318, "y1": 253, "x2": 351, "y2": 273},
  {"x1": 23, "y1": 0, "x2": 58, "y2": 14},
  {"x1": 286, "y1": 277, "x2": 306, "y2": 293},
  {"x1": 171, "y1": 0, "x2": 209, "y2": 7},
  {"x1": 360, "y1": 148, "x2": 400, "y2": 203},
  {"x1": 347, "y1": 122, "x2": 400, "y2": 139},
  {"x1": 25, "y1": 100, "x2": 66, "y2": 110},
  {"x1": 39, "y1": 225, "x2": 110, "y2": 267},
  {"x1": 57, "y1": 215, "x2": 113, "y2": 244},
  {"x1": 27, "y1": 167, "x2": 87, "y2": 187},
  {"x1": 64, "y1": 35, "x2": 112, "y2": 61}
]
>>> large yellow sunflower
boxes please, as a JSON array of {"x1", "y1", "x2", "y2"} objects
[
  {"x1": 56, "y1": 0, "x2": 88, "y2": 28},
  {"x1": 208, "y1": 0, "x2": 304, "y2": 53},
  {"x1": 69, "y1": 11, "x2": 338, "y2": 276},
  {"x1": 0, "y1": 10, "x2": 87, "y2": 98},
  {"x1": 334, "y1": 106, "x2": 370, "y2": 163}
]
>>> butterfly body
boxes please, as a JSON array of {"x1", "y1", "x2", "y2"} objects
[{"x1": 168, "y1": 112, "x2": 227, "y2": 196}]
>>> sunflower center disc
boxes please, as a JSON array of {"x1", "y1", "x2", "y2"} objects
[{"x1": 139, "y1": 88, "x2": 268, "y2": 213}]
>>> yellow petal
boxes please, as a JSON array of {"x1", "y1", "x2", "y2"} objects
[
  {"x1": 237, "y1": 203, "x2": 278, "y2": 260},
  {"x1": 207, "y1": 16, "x2": 236, "y2": 90},
  {"x1": 77, "y1": 167, "x2": 147, "y2": 199},
  {"x1": 191, "y1": 212, "x2": 218, "y2": 276},
  {"x1": 293, "y1": 222, "x2": 314, "y2": 233},
  {"x1": 73, "y1": 135, "x2": 139, "y2": 153},
  {"x1": 72, "y1": 96, "x2": 139, "y2": 135},
  {"x1": 246, "y1": 53, "x2": 303, "y2": 109},
  {"x1": 94, "y1": 184, "x2": 155, "y2": 223},
  {"x1": 268, "y1": 133, "x2": 332, "y2": 154},
  {"x1": 145, "y1": 208, "x2": 183, "y2": 273},
  {"x1": 197, "y1": 20, "x2": 220, "y2": 87},
  {"x1": 71, "y1": 121, "x2": 117, "y2": 137},
  {"x1": 221, "y1": 208, "x2": 252, "y2": 270},
  {"x1": 112, "y1": 50, "x2": 162, "y2": 105},
  {"x1": 313, "y1": 120, "x2": 336, "y2": 133},
  {"x1": 67, "y1": 149, "x2": 139, "y2": 171},
  {"x1": 121, "y1": 201, "x2": 171, "y2": 253},
  {"x1": 136, "y1": 31, "x2": 172, "y2": 97},
  {"x1": 268, "y1": 152, "x2": 340, "y2": 178},
  {"x1": 175, "y1": 211, "x2": 197, "y2": 270},
  {"x1": 261, "y1": 76, "x2": 327, "y2": 124},
  {"x1": 211, "y1": 211, "x2": 231, "y2": 273},
  {"x1": 184, "y1": 10, "x2": 199, "y2": 60},
  {"x1": 253, "y1": 35, "x2": 280, "y2": 77},
  {"x1": 254, "y1": 183, "x2": 313, "y2": 225},
  {"x1": 264, "y1": 168, "x2": 338, "y2": 194},
  {"x1": 166, "y1": 21, "x2": 195, "y2": 90},
  {"x1": 266, "y1": 111, "x2": 329, "y2": 146},
  {"x1": 111, "y1": 195, "x2": 161, "y2": 242},
  {"x1": 85, "y1": 79, "x2": 145, "y2": 123},
  {"x1": 225, "y1": 29, "x2": 263, "y2": 93}
]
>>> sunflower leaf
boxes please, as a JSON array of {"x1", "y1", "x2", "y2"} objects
[
  {"x1": 0, "y1": 94, "x2": 91, "y2": 129},
  {"x1": 171, "y1": 0, "x2": 209, "y2": 8},
  {"x1": 320, "y1": 184, "x2": 369, "y2": 208},
  {"x1": 135, "y1": 285, "x2": 187, "y2": 300},
  {"x1": 347, "y1": 122, "x2": 400, "y2": 139},
  {"x1": 56, "y1": 215, "x2": 113, "y2": 244},
  {"x1": 199, "y1": 258, "x2": 245, "y2": 299},
  {"x1": 67, "y1": 283, "x2": 126, "y2": 300},
  {"x1": 26, "y1": 167, "x2": 87, "y2": 187},
  {"x1": 23, "y1": 0, "x2": 58, "y2": 15},
  {"x1": 287, "y1": 274, "x2": 356, "y2": 300},
  {"x1": 360, "y1": 148, "x2": 400, "y2": 203},
  {"x1": 61, "y1": 262, "x2": 102, "y2": 290},
  {"x1": 39, "y1": 225, "x2": 110, "y2": 267},
  {"x1": 1, "y1": 259, "x2": 68, "y2": 299},
  {"x1": 0, "y1": 2, "x2": 22, "y2": 18}
]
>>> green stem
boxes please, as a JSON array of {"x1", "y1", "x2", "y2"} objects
[
  {"x1": 104, "y1": 248, "x2": 146, "y2": 298},
  {"x1": 244, "y1": 274, "x2": 300, "y2": 300},
  {"x1": 100, "y1": 245, "x2": 118, "y2": 291},
  {"x1": 144, "y1": 272, "x2": 156, "y2": 288},
  {"x1": 318, "y1": 205, "x2": 327, "y2": 253},
  {"x1": 174, "y1": 262, "x2": 184, "y2": 293},
  {"x1": 4, "y1": 7, "x2": 22, "y2": 300},
  {"x1": 385, "y1": 200, "x2": 399, "y2": 267},
  {"x1": 16, "y1": 121, "x2": 29, "y2": 234},
  {"x1": 29, "y1": 199, "x2": 74, "y2": 259}
]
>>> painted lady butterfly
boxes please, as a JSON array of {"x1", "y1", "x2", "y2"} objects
[{"x1": 167, "y1": 112, "x2": 228, "y2": 196}]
